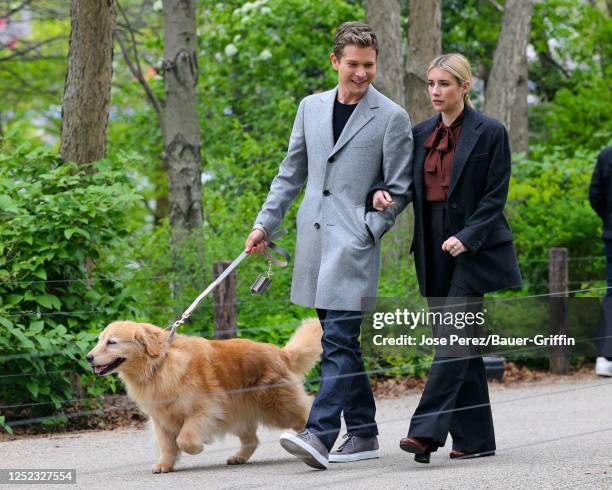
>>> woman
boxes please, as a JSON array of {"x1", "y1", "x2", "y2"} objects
[{"x1": 372, "y1": 53, "x2": 521, "y2": 463}]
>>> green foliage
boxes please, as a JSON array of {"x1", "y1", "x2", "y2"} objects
[
  {"x1": 532, "y1": 0, "x2": 611, "y2": 77},
  {"x1": 368, "y1": 354, "x2": 432, "y2": 380},
  {"x1": 0, "y1": 137, "x2": 142, "y2": 430},
  {"x1": 442, "y1": 0, "x2": 503, "y2": 78},
  {"x1": 537, "y1": 75, "x2": 612, "y2": 153},
  {"x1": 530, "y1": 0, "x2": 612, "y2": 152},
  {"x1": 507, "y1": 145, "x2": 603, "y2": 292},
  {"x1": 198, "y1": 0, "x2": 362, "y2": 195},
  {"x1": 0, "y1": 1, "x2": 69, "y2": 138}
]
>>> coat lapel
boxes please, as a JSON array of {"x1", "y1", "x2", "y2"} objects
[
  {"x1": 318, "y1": 89, "x2": 336, "y2": 158},
  {"x1": 413, "y1": 116, "x2": 440, "y2": 202},
  {"x1": 328, "y1": 86, "x2": 377, "y2": 158},
  {"x1": 449, "y1": 105, "x2": 482, "y2": 197}
]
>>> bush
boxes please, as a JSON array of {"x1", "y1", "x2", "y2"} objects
[
  {"x1": 507, "y1": 145, "x2": 603, "y2": 293},
  {"x1": 0, "y1": 138, "x2": 142, "y2": 431},
  {"x1": 539, "y1": 74, "x2": 612, "y2": 154}
]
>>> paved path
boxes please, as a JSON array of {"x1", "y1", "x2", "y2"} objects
[{"x1": 2, "y1": 377, "x2": 611, "y2": 489}]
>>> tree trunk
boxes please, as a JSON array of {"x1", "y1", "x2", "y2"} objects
[
  {"x1": 60, "y1": 0, "x2": 116, "y2": 166},
  {"x1": 162, "y1": 0, "x2": 202, "y2": 232},
  {"x1": 484, "y1": 0, "x2": 534, "y2": 154},
  {"x1": 509, "y1": 53, "x2": 529, "y2": 154},
  {"x1": 405, "y1": 0, "x2": 441, "y2": 125},
  {"x1": 365, "y1": 0, "x2": 405, "y2": 107}
]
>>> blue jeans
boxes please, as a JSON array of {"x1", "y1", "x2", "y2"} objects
[{"x1": 306, "y1": 309, "x2": 378, "y2": 451}]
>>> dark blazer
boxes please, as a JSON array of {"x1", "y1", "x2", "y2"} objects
[
  {"x1": 589, "y1": 146, "x2": 612, "y2": 239},
  {"x1": 409, "y1": 105, "x2": 521, "y2": 296}
]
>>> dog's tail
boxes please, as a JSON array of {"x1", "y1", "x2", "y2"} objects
[{"x1": 283, "y1": 318, "x2": 323, "y2": 375}]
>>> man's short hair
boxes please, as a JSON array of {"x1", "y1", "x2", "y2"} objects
[{"x1": 333, "y1": 22, "x2": 378, "y2": 59}]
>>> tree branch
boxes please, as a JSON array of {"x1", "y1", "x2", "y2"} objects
[
  {"x1": 1, "y1": 0, "x2": 33, "y2": 19},
  {"x1": 539, "y1": 51, "x2": 570, "y2": 79},
  {"x1": 0, "y1": 64, "x2": 36, "y2": 88},
  {"x1": 115, "y1": 32, "x2": 165, "y2": 137},
  {"x1": 487, "y1": 0, "x2": 504, "y2": 12},
  {"x1": 0, "y1": 36, "x2": 66, "y2": 61},
  {"x1": 115, "y1": 1, "x2": 165, "y2": 138}
]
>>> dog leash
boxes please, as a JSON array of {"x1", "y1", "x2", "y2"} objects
[{"x1": 165, "y1": 228, "x2": 290, "y2": 342}]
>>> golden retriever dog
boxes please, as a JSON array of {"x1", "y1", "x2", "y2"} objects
[{"x1": 86, "y1": 319, "x2": 322, "y2": 473}]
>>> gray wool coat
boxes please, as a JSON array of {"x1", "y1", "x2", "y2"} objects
[{"x1": 255, "y1": 85, "x2": 413, "y2": 311}]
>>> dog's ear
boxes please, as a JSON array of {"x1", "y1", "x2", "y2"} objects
[{"x1": 135, "y1": 325, "x2": 164, "y2": 357}]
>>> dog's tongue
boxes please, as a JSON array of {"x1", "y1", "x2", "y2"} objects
[{"x1": 95, "y1": 365, "x2": 107, "y2": 374}]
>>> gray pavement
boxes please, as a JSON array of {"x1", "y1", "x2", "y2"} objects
[{"x1": 2, "y1": 377, "x2": 612, "y2": 489}]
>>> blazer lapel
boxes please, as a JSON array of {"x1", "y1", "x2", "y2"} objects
[
  {"x1": 329, "y1": 87, "x2": 377, "y2": 158},
  {"x1": 449, "y1": 105, "x2": 482, "y2": 197},
  {"x1": 413, "y1": 116, "x2": 440, "y2": 202}
]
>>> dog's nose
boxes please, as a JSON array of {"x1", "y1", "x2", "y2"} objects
[{"x1": 86, "y1": 354, "x2": 94, "y2": 363}]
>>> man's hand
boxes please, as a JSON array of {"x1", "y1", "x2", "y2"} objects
[
  {"x1": 372, "y1": 190, "x2": 395, "y2": 212},
  {"x1": 245, "y1": 229, "x2": 268, "y2": 255},
  {"x1": 441, "y1": 236, "x2": 467, "y2": 257}
]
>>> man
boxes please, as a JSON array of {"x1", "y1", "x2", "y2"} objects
[
  {"x1": 589, "y1": 146, "x2": 612, "y2": 376},
  {"x1": 245, "y1": 22, "x2": 413, "y2": 470}
]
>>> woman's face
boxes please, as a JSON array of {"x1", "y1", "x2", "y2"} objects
[{"x1": 427, "y1": 67, "x2": 468, "y2": 114}]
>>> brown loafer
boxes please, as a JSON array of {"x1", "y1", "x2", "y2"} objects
[
  {"x1": 450, "y1": 450, "x2": 496, "y2": 459},
  {"x1": 399, "y1": 437, "x2": 429, "y2": 454},
  {"x1": 399, "y1": 437, "x2": 433, "y2": 464}
]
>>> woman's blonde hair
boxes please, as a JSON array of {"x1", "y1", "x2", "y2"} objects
[{"x1": 427, "y1": 53, "x2": 473, "y2": 107}]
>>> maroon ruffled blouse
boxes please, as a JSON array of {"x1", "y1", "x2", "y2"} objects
[{"x1": 423, "y1": 111, "x2": 464, "y2": 202}]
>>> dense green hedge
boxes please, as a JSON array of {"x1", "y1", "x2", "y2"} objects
[
  {"x1": 0, "y1": 139, "x2": 142, "y2": 432},
  {"x1": 507, "y1": 146, "x2": 604, "y2": 293}
]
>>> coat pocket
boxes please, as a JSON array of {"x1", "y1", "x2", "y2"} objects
[
  {"x1": 332, "y1": 202, "x2": 372, "y2": 246},
  {"x1": 467, "y1": 153, "x2": 490, "y2": 165},
  {"x1": 353, "y1": 205, "x2": 374, "y2": 245}
]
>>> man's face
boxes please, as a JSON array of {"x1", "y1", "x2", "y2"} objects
[{"x1": 330, "y1": 45, "x2": 377, "y2": 102}]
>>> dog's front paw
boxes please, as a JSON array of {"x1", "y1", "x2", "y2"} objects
[
  {"x1": 226, "y1": 455, "x2": 248, "y2": 465},
  {"x1": 151, "y1": 462, "x2": 173, "y2": 474}
]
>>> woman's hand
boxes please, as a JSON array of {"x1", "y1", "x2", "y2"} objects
[
  {"x1": 442, "y1": 236, "x2": 467, "y2": 257},
  {"x1": 372, "y1": 190, "x2": 395, "y2": 212}
]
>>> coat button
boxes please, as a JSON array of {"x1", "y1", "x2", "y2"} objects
[
  {"x1": 323, "y1": 190, "x2": 331, "y2": 196},
  {"x1": 328, "y1": 156, "x2": 335, "y2": 163},
  {"x1": 314, "y1": 222, "x2": 320, "y2": 229},
  {"x1": 450, "y1": 203, "x2": 457, "y2": 209}
]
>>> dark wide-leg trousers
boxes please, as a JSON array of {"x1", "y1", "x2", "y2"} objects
[
  {"x1": 407, "y1": 202, "x2": 496, "y2": 453},
  {"x1": 306, "y1": 309, "x2": 378, "y2": 451},
  {"x1": 598, "y1": 241, "x2": 612, "y2": 358}
]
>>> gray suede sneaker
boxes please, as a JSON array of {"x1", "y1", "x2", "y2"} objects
[
  {"x1": 329, "y1": 433, "x2": 380, "y2": 463},
  {"x1": 280, "y1": 430, "x2": 329, "y2": 469}
]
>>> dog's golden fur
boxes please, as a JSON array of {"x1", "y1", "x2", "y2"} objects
[{"x1": 87, "y1": 319, "x2": 322, "y2": 473}]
